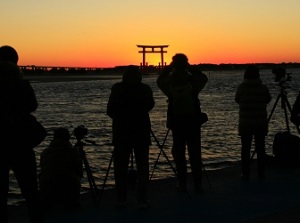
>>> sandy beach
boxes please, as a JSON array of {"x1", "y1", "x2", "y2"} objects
[{"x1": 7, "y1": 161, "x2": 300, "y2": 223}]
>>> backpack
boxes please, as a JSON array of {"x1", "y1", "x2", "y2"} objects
[{"x1": 273, "y1": 131, "x2": 300, "y2": 166}]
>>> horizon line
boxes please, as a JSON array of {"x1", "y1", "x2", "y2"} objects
[{"x1": 18, "y1": 61, "x2": 300, "y2": 69}]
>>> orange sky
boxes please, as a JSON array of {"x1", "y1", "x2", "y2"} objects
[{"x1": 1, "y1": 1, "x2": 300, "y2": 67}]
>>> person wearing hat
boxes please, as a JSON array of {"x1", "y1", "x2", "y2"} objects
[
  {"x1": 235, "y1": 65, "x2": 271, "y2": 180},
  {"x1": 107, "y1": 65, "x2": 154, "y2": 208}
]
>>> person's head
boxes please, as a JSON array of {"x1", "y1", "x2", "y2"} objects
[
  {"x1": 122, "y1": 65, "x2": 142, "y2": 84},
  {"x1": 53, "y1": 128, "x2": 70, "y2": 141},
  {"x1": 0, "y1": 61, "x2": 21, "y2": 82},
  {"x1": 172, "y1": 53, "x2": 189, "y2": 71},
  {"x1": 0, "y1": 45, "x2": 19, "y2": 64},
  {"x1": 244, "y1": 65, "x2": 260, "y2": 80}
]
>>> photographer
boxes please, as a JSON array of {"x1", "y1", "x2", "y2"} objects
[
  {"x1": 39, "y1": 128, "x2": 82, "y2": 208},
  {"x1": 0, "y1": 46, "x2": 44, "y2": 223},
  {"x1": 291, "y1": 92, "x2": 300, "y2": 126},
  {"x1": 107, "y1": 65, "x2": 154, "y2": 208},
  {"x1": 157, "y1": 53, "x2": 208, "y2": 192},
  {"x1": 235, "y1": 65, "x2": 271, "y2": 180}
]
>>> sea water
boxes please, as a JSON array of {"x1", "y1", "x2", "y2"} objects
[{"x1": 8, "y1": 68, "x2": 300, "y2": 205}]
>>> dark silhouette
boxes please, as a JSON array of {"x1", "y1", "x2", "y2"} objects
[
  {"x1": 39, "y1": 128, "x2": 82, "y2": 208},
  {"x1": 291, "y1": 92, "x2": 300, "y2": 125},
  {"x1": 157, "y1": 53, "x2": 208, "y2": 192},
  {"x1": 235, "y1": 65, "x2": 271, "y2": 180},
  {"x1": 107, "y1": 65, "x2": 154, "y2": 208},
  {"x1": 0, "y1": 46, "x2": 44, "y2": 223}
]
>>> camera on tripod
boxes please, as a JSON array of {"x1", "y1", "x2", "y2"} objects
[
  {"x1": 273, "y1": 67, "x2": 291, "y2": 83},
  {"x1": 74, "y1": 125, "x2": 88, "y2": 141}
]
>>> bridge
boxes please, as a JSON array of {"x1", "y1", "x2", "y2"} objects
[{"x1": 19, "y1": 65, "x2": 104, "y2": 73}]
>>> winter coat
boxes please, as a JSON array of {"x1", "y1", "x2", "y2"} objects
[
  {"x1": 0, "y1": 61, "x2": 38, "y2": 148},
  {"x1": 106, "y1": 82, "x2": 154, "y2": 146},
  {"x1": 39, "y1": 139, "x2": 82, "y2": 203},
  {"x1": 157, "y1": 69, "x2": 208, "y2": 129},
  {"x1": 235, "y1": 78, "x2": 271, "y2": 135}
]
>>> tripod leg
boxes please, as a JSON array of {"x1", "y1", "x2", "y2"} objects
[
  {"x1": 251, "y1": 93, "x2": 281, "y2": 160},
  {"x1": 281, "y1": 94, "x2": 291, "y2": 133},
  {"x1": 97, "y1": 152, "x2": 114, "y2": 205},
  {"x1": 150, "y1": 129, "x2": 178, "y2": 177},
  {"x1": 150, "y1": 129, "x2": 170, "y2": 180},
  {"x1": 201, "y1": 161, "x2": 212, "y2": 189},
  {"x1": 268, "y1": 93, "x2": 281, "y2": 123},
  {"x1": 151, "y1": 129, "x2": 190, "y2": 197},
  {"x1": 149, "y1": 150, "x2": 162, "y2": 180},
  {"x1": 82, "y1": 153, "x2": 98, "y2": 204}
]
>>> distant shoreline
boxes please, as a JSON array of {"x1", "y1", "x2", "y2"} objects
[
  {"x1": 24, "y1": 73, "x2": 159, "y2": 83},
  {"x1": 24, "y1": 74, "x2": 122, "y2": 83}
]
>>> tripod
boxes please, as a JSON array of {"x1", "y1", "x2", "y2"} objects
[
  {"x1": 150, "y1": 128, "x2": 212, "y2": 190},
  {"x1": 96, "y1": 148, "x2": 136, "y2": 205},
  {"x1": 251, "y1": 81, "x2": 300, "y2": 160},
  {"x1": 268, "y1": 84, "x2": 294, "y2": 132},
  {"x1": 74, "y1": 138, "x2": 98, "y2": 204},
  {"x1": 150, "y1": 129, "x2": 177, "y2": 180}
]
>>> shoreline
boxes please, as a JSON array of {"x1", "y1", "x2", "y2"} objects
[{"x1": 7, "y1": 160, "x2": 241, "y2": 206}]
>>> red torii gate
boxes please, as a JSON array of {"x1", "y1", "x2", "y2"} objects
[{"x1": 137, "y1": 45, "x2": 169, "y2": 73}]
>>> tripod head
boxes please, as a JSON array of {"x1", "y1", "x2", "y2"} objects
[
  {"x1": 73, "y1": 125, "x2": 97, "y2": 150},
  {"x1": 272, "y1": 67, "x2": 292, "y2": 91},
  {"x1": 74, "y1": 125, "x2": 88, "y2": 141}
]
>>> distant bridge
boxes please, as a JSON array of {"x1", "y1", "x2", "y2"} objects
[{"x1": 19, "y1": 65, "x2": 105, "y2": 73}]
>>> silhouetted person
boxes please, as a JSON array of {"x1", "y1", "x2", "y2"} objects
[
  {"x1": 107, "y1": 65, "x2": 154, "y2": 208},
  {"x1": 157, "y1": 53, "x2": 208, "y2": 192},
  {"x1": 235, "y1": 65, "x2": 271, "y2": 180},
  {"x1": 39, "y1": 128, "x2": 82, "y2": 209},
  {"x1": 0, "y1": 46, "x2": 44, "y2": 223},
  {"x1": 291, "y1": 92, "x2": 300, "y2": 125}
]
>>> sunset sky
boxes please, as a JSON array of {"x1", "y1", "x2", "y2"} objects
[{"x1": 2, "y1": 0, "x2": 300, "y2": 67}]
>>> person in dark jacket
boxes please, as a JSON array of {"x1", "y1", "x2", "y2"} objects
[
  {"x1": 235, "y1": 65, "x2": 271, "y2": 179},
  {"x1": 291, "y1": 92, "x2": 300, "y2": 125},
  {"x1": 157, "y1": 54, "x2": 208, "y2": 192},
  {"x1": 0, "y1": 46, "x2": 44, "y2": 223},
  {"x1": 107, "y1": 65, "x2": 154, "y2": 208},
  {"x1": 39, "y1": 128, "x2": 82, "y2": 208}
]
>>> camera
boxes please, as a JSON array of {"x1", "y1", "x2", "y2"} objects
[
  {"x1": 272, "y1": 67, "x2": 291, "y2": 82},
  {"x1": 74, "y1": 125, "x2": 88, "y2": 140}
]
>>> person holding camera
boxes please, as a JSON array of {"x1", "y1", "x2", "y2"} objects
[
  {"x1": 39, "y1": 128, "x2": 82, "y2": 208},
  {"x1": 156, "y1": 53, "x2": 208, "y2": 193},
  {"x1": 0, "y1": 46, "x2": 44, "y2": 223},
  {"x1": 235, "y1": 65, "x2": 271, "y2": 180},
  {"x1": 107, "y1": 65, "x2": 154, "y2": 208}
]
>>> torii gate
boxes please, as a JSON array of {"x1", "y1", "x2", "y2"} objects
[{"x1": 137, "y1": 45, "x2": 169, "y2": 73}]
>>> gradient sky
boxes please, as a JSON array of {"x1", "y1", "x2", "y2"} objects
[{"x1": 1, "y1": 0, "x2": 300, "y2": 67}]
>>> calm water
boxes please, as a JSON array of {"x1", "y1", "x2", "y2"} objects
[{"x1": 8, "y1": 68, "x2": 300, "y2": 205}]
